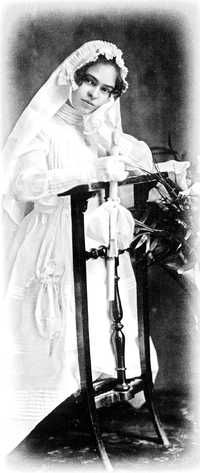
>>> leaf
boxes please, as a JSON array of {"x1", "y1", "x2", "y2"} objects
[
  {"x1": 134, "y1": 234, "x2": 148, "y2": 249},
  {"x1": 150, "y1": 238, "x2": 160, "y2": 252}
]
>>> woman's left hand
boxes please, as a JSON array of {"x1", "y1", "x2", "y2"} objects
[{"x1": 117, "y1": 153, "x2": 143, "y2": 175}]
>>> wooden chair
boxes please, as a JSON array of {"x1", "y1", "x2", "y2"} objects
[{"x1": 59, "y1": 173, "x2": 169, "y2": 470}]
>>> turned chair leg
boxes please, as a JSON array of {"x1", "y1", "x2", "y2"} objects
[
  {"x1": 143, "y1": 381, "x2": 169, "y2": 447},
  {"x1": 134, "y1": 249, "x2": 169, "y2": 447},
  {"x1": 110, "y1": 256, "x2": 130, "y2": 392}
]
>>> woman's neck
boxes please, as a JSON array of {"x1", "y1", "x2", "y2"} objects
[{"x1": 56, "y1": 101, "x2": 84, "y2": 126}]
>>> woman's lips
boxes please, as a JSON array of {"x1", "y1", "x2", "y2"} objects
[{"x1": 82, "y1": 99, "x2": 95, "y2": 107}]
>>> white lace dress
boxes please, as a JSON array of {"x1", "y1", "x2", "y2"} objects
[{"x1": 3, "y1": 103, "x2": 158, "y2": 454}]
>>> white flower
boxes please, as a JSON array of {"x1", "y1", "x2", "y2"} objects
[{"x1": 156, "y1": 160, "x2": 191, "y2": 190}]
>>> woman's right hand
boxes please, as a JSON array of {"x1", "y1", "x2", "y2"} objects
[{"x1": 95, "y1": 156, "x2": 128, "y2": 182}]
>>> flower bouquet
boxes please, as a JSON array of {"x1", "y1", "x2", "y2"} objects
[{"x1": 129, "y1": 147, "x2": 200, "y2": 291}]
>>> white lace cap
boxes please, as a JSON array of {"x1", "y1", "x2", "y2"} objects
[{"x1": 57, "y1": 40, "x2": 128, "y2": 92}]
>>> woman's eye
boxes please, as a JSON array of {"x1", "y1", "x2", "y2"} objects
[
  {"x1": 102, "y1": 88, "x2": 109, "y2": 94},
  {"x1": 84, "y1": 76, "x2": 95, "y2": 85},
  {"x1": 101, "y1": 88, "x2": 112, "y2": 96}
]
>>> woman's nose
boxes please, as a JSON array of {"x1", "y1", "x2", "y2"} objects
[{"x1": 88, "y1": 86, "x2": 100, "y2": 99}]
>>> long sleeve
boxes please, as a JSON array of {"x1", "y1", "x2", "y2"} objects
[
  {"x1": 13, "y1": 163, "x2": 99, "y2": 201},
  {"x1": 13, "y1": 158, "x2": 128, "y2": 201},
  {"x1": 12, "y1": 126, "x2": 130, "y2": 202},
  {"x1": 12, "y1": 130, "x2": 99, "y2": 202}
]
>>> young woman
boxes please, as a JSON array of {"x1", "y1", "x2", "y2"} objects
[{"x1": 2, "y1": 40, "x2": 158, "y2": 454}]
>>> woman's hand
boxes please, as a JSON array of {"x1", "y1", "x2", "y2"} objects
[
  {"x1": 95, "y1": 156, "x2": 128, "y2": 182},
  {"x1": 117, "y1": 153, "x2": 143, "y2": 174}
]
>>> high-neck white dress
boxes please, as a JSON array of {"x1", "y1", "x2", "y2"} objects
[{"x1": 2, "y1": 103, "x2": 158, "y2": 454}]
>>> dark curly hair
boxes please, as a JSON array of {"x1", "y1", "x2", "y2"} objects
[{"x1": 74, "y1": 54, "x2": 126, "y2": 99}]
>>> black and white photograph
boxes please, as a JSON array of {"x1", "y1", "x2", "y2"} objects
[{"x1": 0, "y1": 1, "x2": 200, "y2": 472}]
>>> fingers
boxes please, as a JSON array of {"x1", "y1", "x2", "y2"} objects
[
  {"x1": 103, "y1": 158, "x2": 128, "y2": 181},
  {"x1": 97, "y1": 157, "x2": 128, "y2": 182},
  {"x1": 117, "y1": 155, "x2": 142, "y2": 174},
  {"x1": 111, "y1": 169, "x2": 129, "y2": 182},
  {"x1": 114, "y1": 152, "x2": 135, "y2": 167},
  {"x1": 124, "y1": 167, "x2": 142, "y2": 175}
]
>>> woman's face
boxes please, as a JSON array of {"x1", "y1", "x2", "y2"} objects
[{"x1": 71, "y1": 62, "x2": 118, "y2": 114}]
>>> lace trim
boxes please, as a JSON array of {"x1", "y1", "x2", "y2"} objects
[{"x1": 57, "y1": 40, "x2": 128, "y2": 93}]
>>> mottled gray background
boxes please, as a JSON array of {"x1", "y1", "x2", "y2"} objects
[{"x1": 3, "y1": 5, "x2": 197, "y2": 395}]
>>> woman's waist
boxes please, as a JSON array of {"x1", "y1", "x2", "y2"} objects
[{"x1": 34, "y1": 195, "x2": 70, "y2": 214}]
